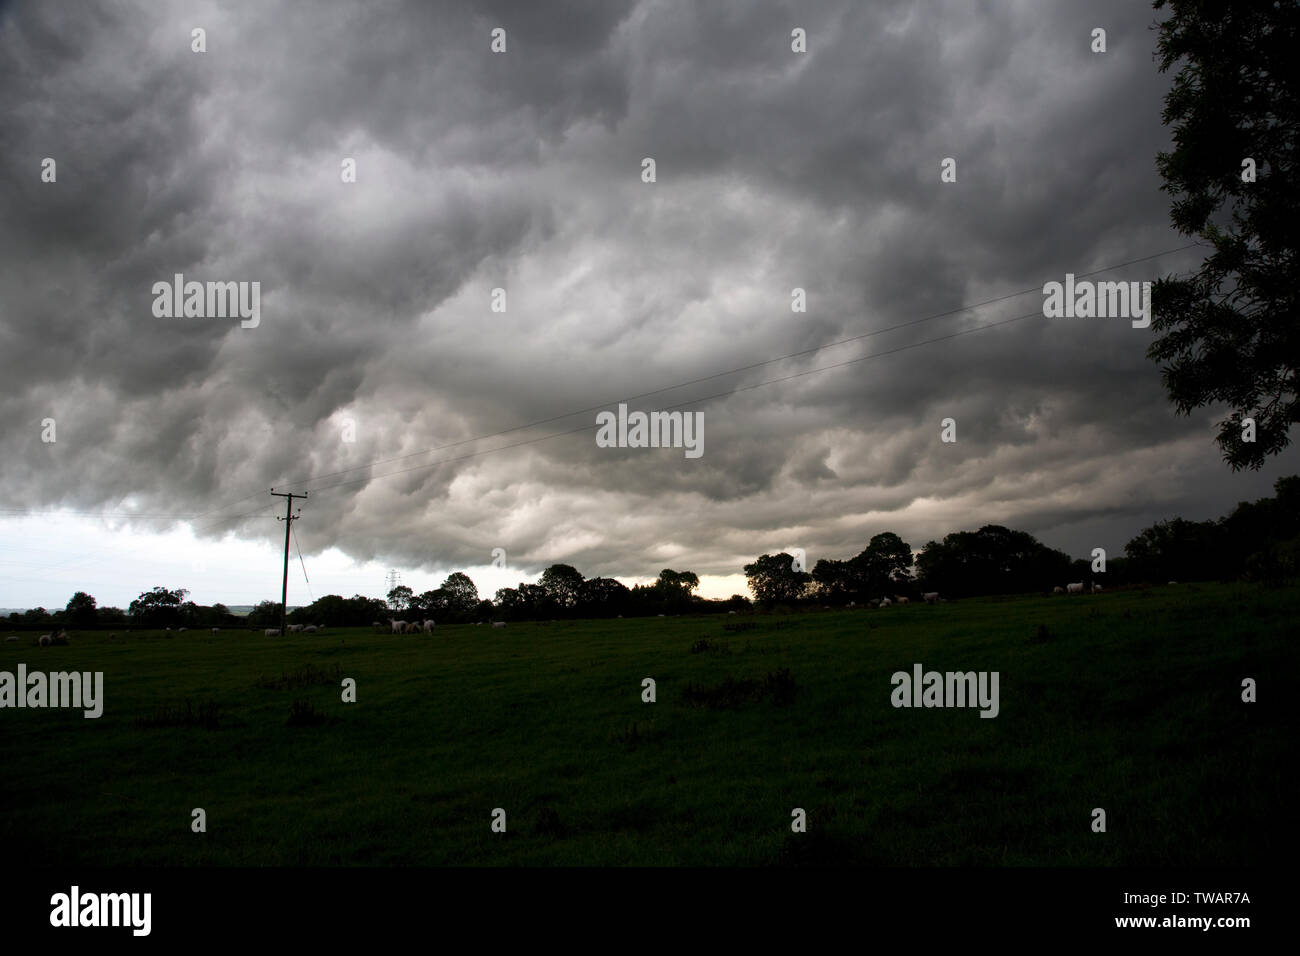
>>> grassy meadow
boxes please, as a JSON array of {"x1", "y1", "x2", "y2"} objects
[{"x1": 2, "y1": 582, "x2": 1292, "y2": 866}]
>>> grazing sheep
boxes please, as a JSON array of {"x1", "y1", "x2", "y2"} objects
[
  {"x1": 896, "y1": 596, "x2": 910, "y2": 605},
  {"x1": 211, "y1": 627, "x2": 219, "y2": 635},
  {"x1": 922, "y1": 592, "x2": 940, "y2": 605},
  {"x1": 422, "y1": 619, "x2": 435, "y2": 634},
  {"x1": 1066, "y1": 582, "x2": 1084, "y2": 594},
  {"x1": 1092, "y1": 583, "x2": 1103, "y2": 593},
  {"x1": 492, "y1": 621, "x2": 506, "y2": 628},
  {"x1": 39, "y1": 634, "x2": 52, "y2": 646},
  {"x1": 285, "y1": 624, "x2": 305, "y2": 634},
  {"x1": 304, "y1": 625, "x2": 318, "y2": 633},
  {"x1": 1052, "y1": 586, "x2": 1065, "y2": 595},
  {"x1": 879, "y1": 597, "x2": 892, "y2": 608},
  {"x1": 848, "y1": 601, "x2": 856, "y2": 608},
  {"x1": 5, "y1": 635, "x2": 19, "y2": 642},
  {"x1": 727, "y1": 610, "x2": 736, "y2": 615},
  {"x1": 177, "y1": 627, "x2": 187, "y2": 632},
  {"x1": 1168, "y1": 580, "x2": 1178, "y2": 585},
  {"x1": 264, "y1": 628, "x2": 281, "y2": 637}
]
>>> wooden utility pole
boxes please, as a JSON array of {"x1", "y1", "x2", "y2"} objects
[{"x1": 271, "y1": 489, "x2": 307, "y2": 636}]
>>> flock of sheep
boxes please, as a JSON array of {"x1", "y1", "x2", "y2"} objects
[
  {"x1": 261, "y1": 624, "x2": 328, "y2": 636},
  {"x1": 1052, "y1": 582, "x2": 1103, "y2": 594},
  {"x1": 29, "y1": 630, "x2": 71, "y2": 646},
  {"x1": 368, "y1": 618, "x2": 436, "y2": 634},
  {"x1": 842, "y1": 591, "x2": 943, "y2": 609}
]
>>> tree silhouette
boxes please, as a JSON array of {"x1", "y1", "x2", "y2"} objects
[{"x1": 1150, "y1": 0, "x2": 1299, "y2": 469}]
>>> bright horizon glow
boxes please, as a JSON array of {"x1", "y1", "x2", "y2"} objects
[{"x1": 0, "y1": 512, "x2": 751, "y2": 612}]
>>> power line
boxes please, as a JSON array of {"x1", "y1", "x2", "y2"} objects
[
  {"x1": 0, "y1": 242, "x2": 1201, "y2": 527},
  {"x1": 276, "y1": 242, "x2": 1203, "y2": 494},
  {"x1": 291, "y1": 522, "x2": 314, "y2": 604},
  {"x1": 303, "y1": 307, "x2": 1042, "y2": 495}
]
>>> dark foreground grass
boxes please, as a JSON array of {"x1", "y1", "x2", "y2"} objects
[{"x1": 1, "y1": 583, "x2": 1292, "y2": 866}]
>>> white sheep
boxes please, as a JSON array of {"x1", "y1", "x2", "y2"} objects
[
  {"x1": 390, "y1": 619, "x2": 406, "y2": 634},
  {"x1": 39, "y1": 634, "x2": 52, "y2": 646},
  {"x1": 923, "y1": 592, "x2": 940, "y2": 604},
  {"x1": 286, "y1": 624, "x2": 305, "y2": 634},
  {"x1": 492, "y1": 621, "x2": 506, "y2": 628},
  {"x1": 879, "y1": 597, "x2": 892, "y2": 607},
  {"x1": 211, "y1": 627, "x2": 219, "y2": 635},
  {"x1": 177, "y1": 627, "x2": 187, "y2": 632},
  {"x1": 422, "y1": 619, "x2": 435, "y2": 634},
  {"x1": 1052, "y1": 586, "x2": 1065, "y2": 595},
  {"x1": 1092, "y1": 583, "x2": 1103, "y2": 593},
  {"x1": 304, "y1": 625, "x2": 318, "y2": 633},
  {"x1": 5, "y1": 635, "x2": 18, "y2": 643},
  {"x1": 264, "y1": 628, "x2": 281, "y2": 637},
  {"x1": 896, "y1": 596, "x2": 910, "y2": 605},
  {"x1": 1168, "y1": 580, "x2": 1178, "y2": 585},
  {"x1": 1066, "y1": 582, "x2": 1084, "y2": 594}
]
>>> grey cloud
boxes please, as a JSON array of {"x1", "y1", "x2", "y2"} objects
[{"x1": 1, "y1": 0, "x2": 1296, "y2": 600}]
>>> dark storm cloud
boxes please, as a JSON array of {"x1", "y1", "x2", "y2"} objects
[{"x1": 1, "y1": 0, "x2": 1294, "y2": 594}]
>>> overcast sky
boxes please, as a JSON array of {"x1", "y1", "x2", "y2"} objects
[{"x1": 2, "y1": 0, "x2": 1295, "y2": 611}]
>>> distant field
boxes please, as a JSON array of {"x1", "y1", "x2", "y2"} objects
[{"x1": 2, "y1": 583, "x2": 1291, "y2": 866}]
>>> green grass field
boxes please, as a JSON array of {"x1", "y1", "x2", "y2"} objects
[{"x1": 2, "y1": 583, "x2": 1292, "y2": 866}]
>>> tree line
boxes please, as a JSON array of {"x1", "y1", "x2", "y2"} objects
[{"x1": 9, "y1": 475, "x2": 1296, "y2": 629}]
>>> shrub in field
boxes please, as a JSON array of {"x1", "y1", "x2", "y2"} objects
[
  {"x1": 689, "y1": 637, "x2": 730, "y2": 654},
  {"x1": 611, "y1": 719, "x2": 662, "y2": 750},
  {"x1": 286, "y1": 699, "x2": 328, "y2": 727},
  {"x1": 682, "y1": 669, "x2": 797, "y2": 709},
  {"x1": 255, "y1": 662, "x2": 342, "y2": 691},
  {"x1": 137, "y1": 698, "x2": 230, "y2": 729}
]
